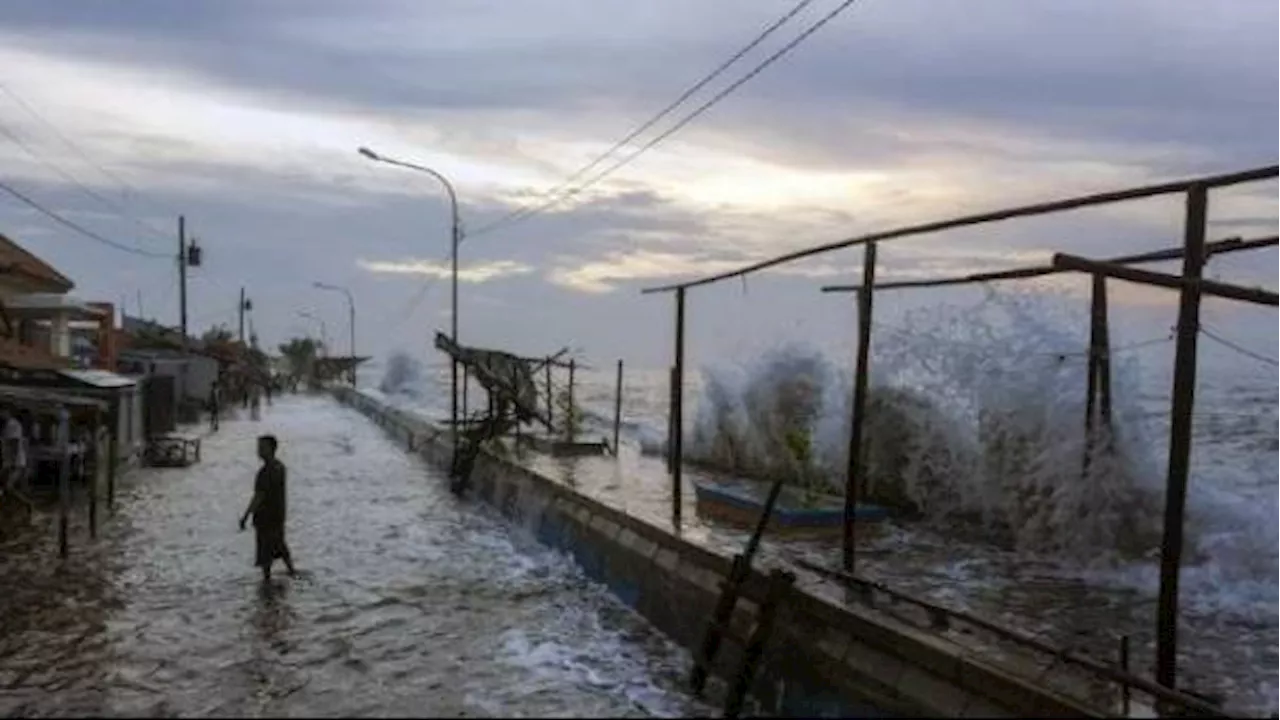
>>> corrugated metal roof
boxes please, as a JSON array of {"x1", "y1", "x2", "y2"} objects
[
  {"x1": 0, "y1": 384, "x2": 106, "y2": 410},
  {"x1": 57, "y1": 368, "x2": 138, "y2": 388}
]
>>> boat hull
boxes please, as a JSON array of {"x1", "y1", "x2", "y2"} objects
[{"x1": 693, "y1": 479, "x2": 888, "y2": 539}]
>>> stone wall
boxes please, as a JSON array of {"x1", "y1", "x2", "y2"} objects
[{"x1": 335, "y1": 388, "x2": 1100, "y2": 718}]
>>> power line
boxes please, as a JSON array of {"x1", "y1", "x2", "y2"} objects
[
  {"x1": 469, "y1": 0, "x2": 819, "y2": 238},
  {"x1": 0, "y1": 82, "x2": 153, "y2": 210},
  {"x1": 1200, "y1": 323, "x2": 1278, "y2": 367},
  {"x1": 470, "y1": 0, "x2": 862, "y2": 240},
  {"x1": 0, "y1": 176, "x2": 171, "y2": 258},
  {"x1": 0, "y1": 114, "x2": 172, "y2": 248}
]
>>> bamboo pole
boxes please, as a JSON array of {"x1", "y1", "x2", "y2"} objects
[
  {"x1": 567, "y1": 358, "x2": 576, "y2": 441},
  {"x1": 672, "y1": 287, "x2": 686, "y2": 527},
  {"x1": 461, "y1": 365, "x2": 469, "y2": 422},
  {"x1": 643, "y1": 165, "x2": 1276, "y2": 295},
  {"x1": 666, "y1": 366, "x2": 676, "y2": 474},
  {"x1": 843, "y1": 241, "x2": 877, "y2": 573},
  {"x1": 1082, "y1": 274, "x2": 1106, "y2": 480},
  {"x1": 544, "y1": 359, "x2": 554, "y2": 431},
  {"x1": 1052, "y1": 253, "x2": 1277, "y2": 306},
  {"x1": 612, "y1": 359, "x2": 623, "y2": 454},
  {"x1": 1156, "y1": 184, "x2": 1209, "y2": 691},
  {"x1": 822, "y1": 234, "x2": 1277, "y2": 293}
]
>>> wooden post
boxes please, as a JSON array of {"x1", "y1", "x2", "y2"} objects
[
  {"x1": 1082, "y1": 274, "x2": 1106, "y2": 479},
  {"x1": 544, "y1": 359, "x2": 554, "y2": 431},
  {"x1": 1097, "y1": 279, "x2": 1113, "y2": 433},
  {"x1": 1119, "y1": 635, "x2": 1131, "y2": 716},
  {"x1": 672, "y1": 287, "x2": 687, "y2": 527},
  {"x1": 612, "y1": 359, "x2": 624, "y2": 454},
  {"x1": 567, "y1": 358, "x2": 576, "y2": 441},
  {"x1": 461, "y1": 365, "x2": 469, "y2": 422},
  {"x1": 88, "y1": 416, "x2": 100, "y2": 540},
  {"x1": 107, "y1": 397, "x2": 118, "y2": 511},
  {"x1": 1156, "y1": 184, "x2": 1208, "y2": 691},
  {"x1": 666, "y1": 366, "x2": 676, "y2": 474},
  {"x1": 57, "y1": 406, "x2": 70, "y2": 560},
  {"x1": 843, "y1": 241, "x2": 877, "y2": 573}
]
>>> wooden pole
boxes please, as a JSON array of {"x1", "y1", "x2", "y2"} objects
[
  {"x1": 1097, "y1": 280, "x2": 1113, "y2": 432},
  {"x1": 1155, "y1": 184, "x2": 1208, "y2": 691},
  {"x1": 1082, "y1": 274, "x2": 1104, "y2": 479},
  {"x1": 666, "y1": 366, "x2": 676, "y2": 474},
  {"x1": 461, "y1": 364, "x2": 469, "y2": 422},
  {"x1": 642, "y1": 165, "x2": 1276, "y2": 295},
  {"x1": 843, "y1": 241, "x2": 877, "y2": 573},
  {"x1": 567, "y1": 358, "x2": 576, "y2": 441},
  {"x1": 107, "y1": 397, "x2": 118, "y2": 511},
  {"x1": 57, "y1": 406, "x2": 70, "y2": 560},
  {"x1": 1052, "y1": 253, "x2": 1277, "y2": 306},
  {"x1": 544, "y1": 359, "x2": 554, "y2": 431},
  {"x1": 88, "y1": 417, "x2": 100, "y2": 540},
  {"x1": 1120, "y1": 635, "x2": 1131, "y2": 716},
  {"x1": 612, "y1": 359, "x2": 624, "y2": 454},
  {"x1": 672, "y1": 287, "x2": 686, "y2": 527}
]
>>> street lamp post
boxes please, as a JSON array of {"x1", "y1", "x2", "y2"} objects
[
  {"x1": 357, "y1": 146, "x2": 462, "y2": 458},
  {"x1": 314, "y1": 282, "x2": 356, "y2": 386}
]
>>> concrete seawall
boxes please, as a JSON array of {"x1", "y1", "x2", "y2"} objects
[{"x1": 335, "y1": 388, "x2": 1100, "y2": 718}]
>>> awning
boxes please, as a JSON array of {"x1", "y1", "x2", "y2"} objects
[
  {"x1": 0, "y1": 384, "x2": 108, "y2": 411},
  {"x1": 57, "y1": 369, "x2": 138, "y2": 389}
]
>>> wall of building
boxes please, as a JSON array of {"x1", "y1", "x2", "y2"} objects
[{"x1": 334, "y1": 388, "x2": 1101, "y2": 719}]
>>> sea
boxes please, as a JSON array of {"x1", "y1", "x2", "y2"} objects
[{"x1": 357, "y1": 293, "x2": 1277, "y2": 715}]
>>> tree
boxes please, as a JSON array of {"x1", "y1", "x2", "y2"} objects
[
  {"x1": 278, "y1": 337, "x2": 320, "y2": 382},
  {"x1": 201, "y1": 324, "x2": 234, "y2": 347}
]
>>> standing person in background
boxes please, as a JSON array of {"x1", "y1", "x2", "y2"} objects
[
  {"x1": 239, "y1": 435, "x2": 296, "y2": 582},
  {"x1": 250, "y1": 384, "x2": 261, "y2": 421},
  {"x1": 209, "y1": 381, "x2": 222, "y2": 432},
  {"x1": 1, "y1": 409, "x2": 31, "y2": 520}
]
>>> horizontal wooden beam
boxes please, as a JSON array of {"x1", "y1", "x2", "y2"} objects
[
  {"x1": 1051, "y1": 253, "x2": 1278, "y2": 306},
  {"x1": 640, "y1": 164, "x2": 1277, "y2": 295},
  {"x1": 821, "y1": 235, "x2": 1278, "y2": 293}
]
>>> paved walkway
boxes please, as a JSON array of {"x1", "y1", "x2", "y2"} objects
[{"x1": 0, "y1": 395, "x2": 707, "y2": 718}]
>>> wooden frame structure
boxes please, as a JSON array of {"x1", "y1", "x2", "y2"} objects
[{"x1": 638, "y1": 163, "x2": 1278, "y2": 697}]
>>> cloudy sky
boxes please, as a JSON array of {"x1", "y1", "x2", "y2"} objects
[{"x1": 0, "y1": 0, "x2": 1274, "y2": 377}]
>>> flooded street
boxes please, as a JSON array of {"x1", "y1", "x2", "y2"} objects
[{"x1": 0, "y1": 396, "x2": 708, "y2": 718}]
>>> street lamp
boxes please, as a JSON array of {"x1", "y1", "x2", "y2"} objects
[
  {"x1": 358, "y1": 145, "x2": 462, "y2": 455},
  {"x1": 314, "y1": 281, "x2": 356, "y2": 386}
]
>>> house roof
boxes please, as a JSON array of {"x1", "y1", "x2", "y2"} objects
[
  {"x1": 5, "y1": 293, "x2": 106, "y2": 319},
  {"x1": 58, "y1": 368, "x2": 137, "y2": 389},
  {"x1": 0, "y1": 232, "x2": 75, "y2": 294},
  {"x1": 0, "y1": 337, "x2": 70, "y2": 370}
]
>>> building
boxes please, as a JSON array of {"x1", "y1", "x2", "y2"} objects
[{"x1": 0, "y1": 232, "x2": 144, "y2": 464}]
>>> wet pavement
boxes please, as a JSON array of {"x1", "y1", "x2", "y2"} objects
[{"x1": 0, "y1": 395, "x2": 710, "y2": 718}]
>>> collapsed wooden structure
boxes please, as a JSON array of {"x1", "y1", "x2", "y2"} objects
[{"x1": 640, "y1": 163, "x2": 1278, "y2": 706}]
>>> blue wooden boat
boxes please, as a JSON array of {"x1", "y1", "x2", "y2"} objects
[{"x1": 693, "y1": 477, "x2": 889, "y2": 538}]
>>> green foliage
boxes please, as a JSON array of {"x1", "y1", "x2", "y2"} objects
[{"x1": 277, "y1": 337, "x2": 320, "y2": 380}]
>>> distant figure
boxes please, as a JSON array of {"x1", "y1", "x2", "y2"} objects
[
  {"x1": 264, "y1": 380, "x2": 273, "y2": 407},
  {"x1": 1, "y1": 410, "x2": 31, "y2": 518},
  {"x1": 250, "y1": 387, "x2": 262, "y2": 421},
  {"x1": 209, "y1": 381, "x2": 222, "y2": 432},
  {"x1": 239, "y1": 435, "x2": 296, "y2": 582}
]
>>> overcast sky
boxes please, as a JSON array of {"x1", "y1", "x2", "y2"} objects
[{"x1": 0, "y1": 0, "x2": 1274, "y2": 378}]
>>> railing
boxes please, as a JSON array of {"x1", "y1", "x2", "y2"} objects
[{"x1": 794, "y1": 558, "x2": 1231, "y2": 719}]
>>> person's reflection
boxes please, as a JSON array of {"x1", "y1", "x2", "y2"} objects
[
  {"x1": 253, "y1": 581, "x2": 295, "y2": 654},
  {"x1": 244, "y1": 580, "x2": 298, "y2": 710}
]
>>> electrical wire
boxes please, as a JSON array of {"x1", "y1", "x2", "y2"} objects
[
  {"x1": 0, "y1": 82, "x2": 157, "y2": 212},
  {"x1": 0, "y1": 114, "x2": 172, "y2": 247},
  {"x1": 0, "y1": 176, "x2": 171, "y2": 258},
  {"x1": 469, "y1": 0, "x2": 861, "y2": 239},
  {"x1": 1200, "y1": 323, "x2": 1278, "y2": 367},
  {"x1": 469, "y1": 0, "x2": 819, "y2": 238}
]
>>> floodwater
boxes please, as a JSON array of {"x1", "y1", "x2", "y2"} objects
[{"x1": 0, "y1": 396, "x2": 710, "y2": 718}]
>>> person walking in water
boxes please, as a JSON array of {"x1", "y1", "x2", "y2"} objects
[
  {"x1": 209, "y1": 381, "x2": 222, "y2": 432},
  {"x1": 239, "y1": 435, "x2": 296, "y2": 582}
]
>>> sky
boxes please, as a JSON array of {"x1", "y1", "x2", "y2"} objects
[{"x1": 0, "y1": 0, "x2": 1274, "y2": 379}]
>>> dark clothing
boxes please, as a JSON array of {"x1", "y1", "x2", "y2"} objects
[
  {"x1": 252, "y1": 458, "x2": 290, "y2": 570},
  {"x1": 252, "y1": 459, "x2": 287, "y2": 528},
  {"x1": 254, "y1": 523, "x2": 291, "y2": 569}
]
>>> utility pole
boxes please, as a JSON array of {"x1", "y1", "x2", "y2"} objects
[
  {"x1": 239, "y1": 287, "x2": 247, "y2": 344},
  {"x1": 178, "y1": 216, "x2": 188, "y2": 350}
]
